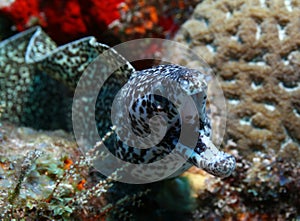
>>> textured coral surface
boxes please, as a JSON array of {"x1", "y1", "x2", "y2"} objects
[
  {"x1": 166, "y1": 0, "x2": 300, "y2": 219},
  {"x1": 171, "y1": 0, "x2": 300, "y2": 157}
]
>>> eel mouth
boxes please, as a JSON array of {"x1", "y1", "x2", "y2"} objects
[{"x1": 189, "y1": 136, "x2": 236, "y2": 178}]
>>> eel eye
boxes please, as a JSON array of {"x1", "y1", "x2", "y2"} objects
[{"x1": 180, "y1": 78, "x2": 189, "y2": 86}]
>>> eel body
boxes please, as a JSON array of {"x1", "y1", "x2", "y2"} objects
[{"x1": 0, "y1": 27, "x2": 235, "y2": 181}]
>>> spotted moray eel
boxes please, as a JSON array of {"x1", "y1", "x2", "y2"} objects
[
  {"x1": 0, "y1": 26, "x2": 235, "y2": 179},
  {"x1": 113, "y1": 64, "x2": 235, "y2": 178}
]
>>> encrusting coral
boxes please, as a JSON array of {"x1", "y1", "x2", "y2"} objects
[{"x1": 168, "y1": 0, "x2": 300, "y2": 157}]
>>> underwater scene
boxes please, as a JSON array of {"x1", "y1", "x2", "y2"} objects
[{"x1": 0, "y1": 0, "x2": 299, "y2": 220}]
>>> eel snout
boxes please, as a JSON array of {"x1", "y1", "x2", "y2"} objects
[
  {"x1": 189, "y1": 136, "x2": 236, "y2": 178},
  {"x1": 203, "y1": 153, "x2": 236, "y2": 178}
]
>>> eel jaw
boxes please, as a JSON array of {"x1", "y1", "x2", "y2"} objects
[{"x1": 188, "y1": 136, "x2": 236, "y2": 178}]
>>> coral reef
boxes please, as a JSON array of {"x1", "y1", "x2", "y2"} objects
[
  {"x1": 168, "y1": 0, "x2": 300, "y2": 158},
  {"x1": 0, "y1": 122, "x2": 206, "y2": 220},
  {"x1": 40, "y1": 0, "x2": 123, "y2": 44},
  {"x1": 0, "y1": 0, "x2": 122, "y2": 44},
  {"x1": 0, "y1": 122, "x2": 81, "y2": 219},
  {"x1": 0, "y1": 122, "x2": 153, "y2": 220},
  {"x1": 186, "y1": 144, "x2": 300, "y2": 220},
  {"x1": 1, "y1": 1, "x2": 300, "y2": 219},
  {"x1": 163, "y1": 0, "x2": 300, "y2": 219},
  {"x1": 0, "y1": 0, "x2": 199, "y2": 44},
  {"x1": 110, "y1": 0, "x2": 200, "y2": 41}
]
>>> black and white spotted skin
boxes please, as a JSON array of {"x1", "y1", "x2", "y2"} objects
[{"x1": 113, "y1": 65, "x2": 235, "y2": 178}]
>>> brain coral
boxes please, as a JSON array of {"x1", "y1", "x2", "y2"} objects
[{"x1": 169, "y1": 0, "x2": 300, "y2": 157}]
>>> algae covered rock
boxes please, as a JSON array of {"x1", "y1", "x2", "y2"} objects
[{"x1": 0, "y1": 123, "x2": 80, "y2": 219}]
